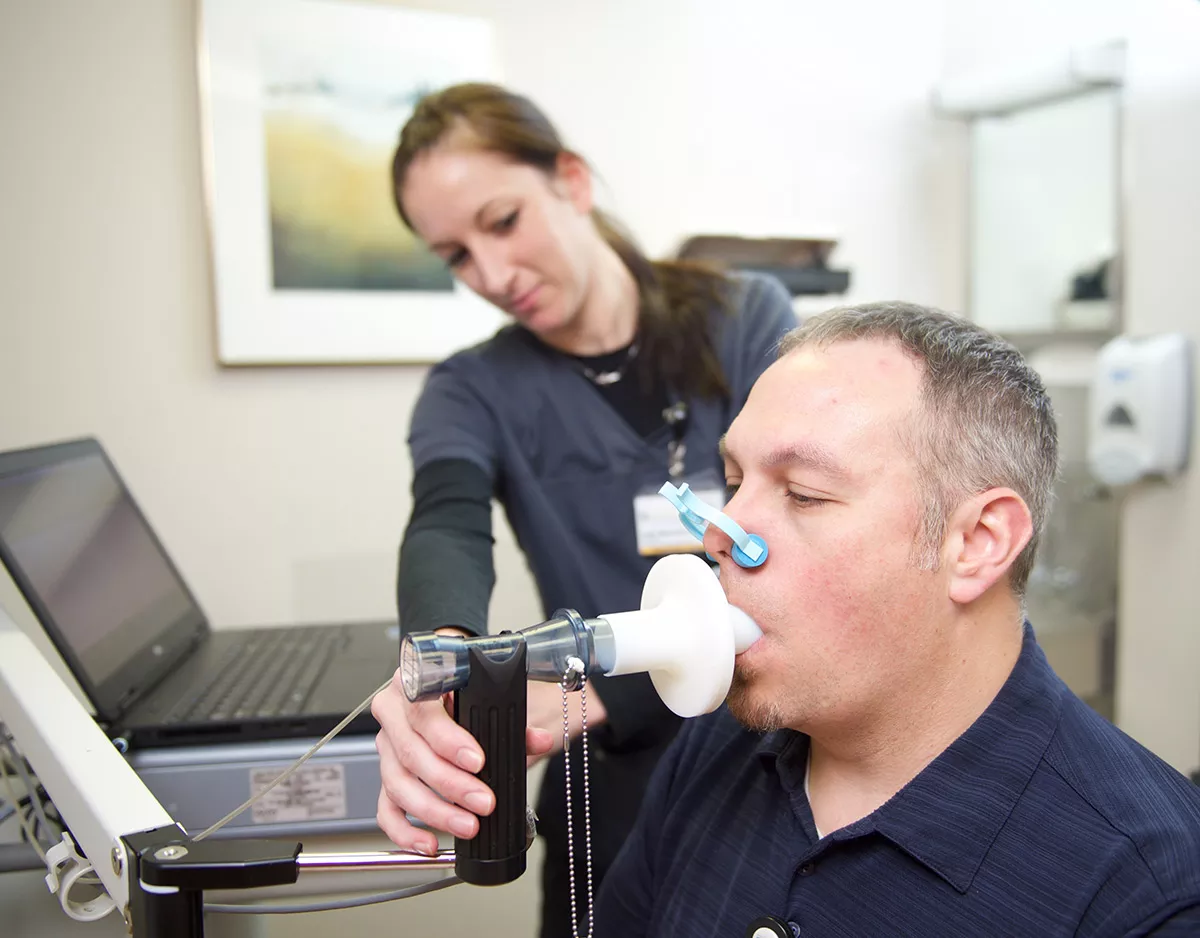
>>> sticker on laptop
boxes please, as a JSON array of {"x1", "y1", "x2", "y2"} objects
[{"x1": 249, "y1": 763, "x2": 348, "y2": 824}]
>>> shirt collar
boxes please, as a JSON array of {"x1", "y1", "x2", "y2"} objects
[
  {"x1": 756, "y1": 624, "x2": 1065, "y2": 894},
  {"x1": 757, "y1": 728, "x2": 806, "y2": 786}
]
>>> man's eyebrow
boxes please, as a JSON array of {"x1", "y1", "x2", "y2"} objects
[
  {"x1": 763, "y1": 441, "x2": 852, "y2": 479},
  {"x1": 718, "y1": 434, "x2": 743, "y2": 468},
  {"x1": 720, "y1": 434, "x2": 851, "y2": 480}
]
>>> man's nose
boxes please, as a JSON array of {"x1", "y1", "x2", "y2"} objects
[
  {"x1": 701, "y1": 488, "x2": 769, "y2": 570},
  {"x1": 702, "y1": 511, "x2": 733, "y2": 561},
  {"x1": 702, "y1": 490, "x2": 748, "y2": 563}
]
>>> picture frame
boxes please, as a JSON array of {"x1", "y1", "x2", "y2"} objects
[{"x1": 197, "y1": 0, "x2": 505, "y2": 365}]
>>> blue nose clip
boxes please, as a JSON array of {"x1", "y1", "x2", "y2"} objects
[{"x1": 658, "y1": 481, "x2": 768, "y2": 568}]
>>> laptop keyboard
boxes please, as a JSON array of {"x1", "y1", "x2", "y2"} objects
[{"x1": 164, "y1": 626, "x2": 346, "y2": 724}]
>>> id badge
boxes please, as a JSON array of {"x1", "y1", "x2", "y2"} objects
[{"x1": 634, "y1": 470, "x2": 725, "y2": 556}]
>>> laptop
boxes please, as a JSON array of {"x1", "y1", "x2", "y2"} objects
[{"x1": 0, "y1": 437, "x2": 400, "y2": 749}]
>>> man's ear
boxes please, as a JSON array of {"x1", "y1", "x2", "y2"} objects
[
  {"x1": 553, "y1": 151, "x2": 594, "y2": 214},
  {"x1": 944, "y1": 488, "x2": 1034, "y2": 604}
]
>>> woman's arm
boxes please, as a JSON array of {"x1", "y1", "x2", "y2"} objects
[
  {"x1": 381, "y1": 459, "x2": 560, "y2": 853},
  {"x1": 397, "y1": 458, "x2": 495, "y2": 637}
]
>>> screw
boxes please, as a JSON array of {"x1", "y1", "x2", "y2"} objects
[
  {"x1": 110, "y1": 847, "x2": 124, "y2": 876},
  {"x1": 154, "y1": 845, "x2": 188, "y2": 861}
]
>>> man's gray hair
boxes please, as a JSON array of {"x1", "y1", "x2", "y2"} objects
[{"x1": 778, "y1": 301, "x2": 1059, "y2": 595}]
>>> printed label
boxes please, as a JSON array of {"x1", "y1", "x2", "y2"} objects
[{"x1": 249, "y1": 763, "x2": 347, "y2": 824}]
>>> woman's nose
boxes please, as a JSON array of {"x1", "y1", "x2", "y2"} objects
[{"x1": 472, "y1": 247, "x2": 515, "y2": 299}]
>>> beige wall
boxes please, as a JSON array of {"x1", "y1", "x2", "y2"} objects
[
  {"x1": 0, "y1": 0, "x2": 965, "y2": 634},
  {"x1": 1, "y1": 0, "x2": 1197, "y2": 934},
  {"x1": 0, "y1": 0, "x2": 964, "y2": 934}
]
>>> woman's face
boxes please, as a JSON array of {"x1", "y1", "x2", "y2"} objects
[{"x1": 400, "y1": 144, "x2": 599, "y2": 341}]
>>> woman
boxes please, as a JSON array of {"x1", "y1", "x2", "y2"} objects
[{"x1": 372, "y1": 82, "x2": 796, "y2": 937}]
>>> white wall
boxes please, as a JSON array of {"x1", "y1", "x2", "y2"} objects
[
  {"x1": 942, "y1": 0, "x2": 1138, "y2": 79},
  {"x1": 943, "y1": 0, "x2": 1200, "y2": 776},
  {"x1": 1113, "y1": 4, "x2": 1200, "y2": 776},
  {"x1": 0, "y1": 0, "x2": 963, "y2": 935}
]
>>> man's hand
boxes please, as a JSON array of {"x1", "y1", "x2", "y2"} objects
[
  {"x1": 525, "y1": 679, "x2": 608, "y2": 766},
  {"x1": 372, "y1": 672, "x2": 554, "y2": 855}
]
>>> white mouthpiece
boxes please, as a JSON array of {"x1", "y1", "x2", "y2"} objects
[
  {"x1": 728, "y1": 606, "x2": 763, "y2": 653},
  {"x1": 597, "y1": 554, "x2": 758, "y2": 717}
]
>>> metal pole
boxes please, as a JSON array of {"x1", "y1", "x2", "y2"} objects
[{"x1": 296, "y1": 848, "x2": 457, "y2": 874}]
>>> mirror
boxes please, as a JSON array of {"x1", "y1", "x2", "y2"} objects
[{"x1": 969, "y1": 88, "x2": 1121, "y2": 336}]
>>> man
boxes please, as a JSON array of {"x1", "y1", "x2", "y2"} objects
[{"x1": 593, "y1": 303, "x2": 1200, "y2": 937}]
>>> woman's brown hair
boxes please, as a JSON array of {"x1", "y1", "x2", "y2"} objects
[{"x1": 391, "y1": 82, "x2": 732, "y2": 401}]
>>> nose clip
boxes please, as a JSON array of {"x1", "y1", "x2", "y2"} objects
[{"x1": 658, "y1": 482, "x2": 768, "y2": 568}]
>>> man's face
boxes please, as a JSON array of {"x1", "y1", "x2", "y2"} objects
[{"x1": 709, "y1": 338, "x2": 949, "y2": 733}]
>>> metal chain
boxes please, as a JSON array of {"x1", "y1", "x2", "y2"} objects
[{"x1": 561, "y1": 656, "x2": 594, "y2": 938}]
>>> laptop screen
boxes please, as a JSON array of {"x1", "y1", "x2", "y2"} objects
[{"x1": 0, "y1": 442, "x2": 205, "y2": 714}]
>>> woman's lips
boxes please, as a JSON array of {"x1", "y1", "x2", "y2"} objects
[{"x1": 511, "y1": 285, "x2": 541, "y2": 315}]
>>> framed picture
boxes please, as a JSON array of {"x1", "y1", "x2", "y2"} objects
[{"x1": 197, "y1": 0, "x2": 505, "y2": 365}]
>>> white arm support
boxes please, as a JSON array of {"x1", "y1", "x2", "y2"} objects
[{"x1": 0, "y1": 603, "x2": 175, "y2": 921}]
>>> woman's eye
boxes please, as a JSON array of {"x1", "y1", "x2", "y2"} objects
[
  {"x1": 787, "y1": 491, "x2": 826, "y2": 508},
  {"x1": 445, "y1": 248, "x2": 469, "y2": 270},
  {"x1": 493, "y1": 210, "x2": 519, "y2": 233}
]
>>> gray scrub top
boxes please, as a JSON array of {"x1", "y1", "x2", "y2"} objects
[{"x1": 407, "y1": 271, "x2": 798, "y2": 624}]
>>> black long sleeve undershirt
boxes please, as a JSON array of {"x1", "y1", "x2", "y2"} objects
[{"x1": 396, "y1": 458, "x2": 495, "y2": 637}]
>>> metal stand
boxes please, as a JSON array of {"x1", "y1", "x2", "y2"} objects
[
  {"x1": 0, "y1": 609, "x2": 463, "y2": 937},
  {"x1": 120, "y1": 826, "x2": 457, "y2": 938}
]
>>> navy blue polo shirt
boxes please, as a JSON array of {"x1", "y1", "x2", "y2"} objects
[{"x1": 595, "y1": 625, "x2": 1200, "y2": 937}]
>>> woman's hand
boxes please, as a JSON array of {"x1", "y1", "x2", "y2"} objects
[
  {"x1": 372, "y1": 672, "x2": 554, "y2": 855},
  {"x1": 525, "y1": 680, "x2": 608, "y2": 766}
]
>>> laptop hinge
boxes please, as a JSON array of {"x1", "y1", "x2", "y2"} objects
[{"x1": 116, "y1": 688, "x2": 141, "y2": 712}]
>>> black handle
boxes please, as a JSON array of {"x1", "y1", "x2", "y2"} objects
[{"x1": 453, "y1": 641, "x2": 529, "y2": 886}]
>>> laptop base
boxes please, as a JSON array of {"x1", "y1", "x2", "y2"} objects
[{"x1": 127, "y1": 735, "x2": 383, "y2": 840}]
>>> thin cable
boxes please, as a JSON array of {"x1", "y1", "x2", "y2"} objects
[
  {"x1": 0, "y1": 745, "x2": 46, "y2": 862},
  {"x1": 0, "y1": 731, "x2": 53, "y2": 849},
  {"x1": 1, "y1": 765, "x2": 109, "y2": 917},
  {"x1": 203, "y1": 873, "x2": 461, "y2": 914},
  {"x1": 192, "y1": 677, "x2": 392, "y2": 841},
  {"x1": 0, "y1": 734, "x2": 101, "y2": 887}
]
